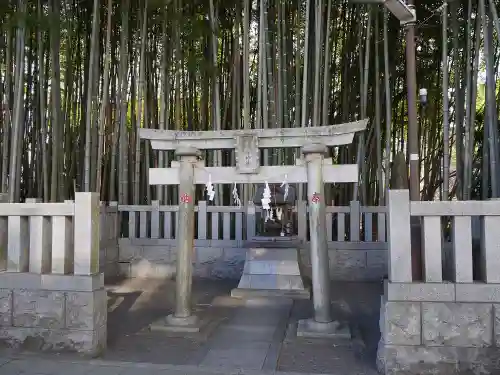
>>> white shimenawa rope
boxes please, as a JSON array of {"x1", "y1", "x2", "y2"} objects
[
  {"x1": 205, "y1": 174, "x2": 215, "y2": 201},
  {"x1": 281, "y1": 174, "x2": 289, "y2": 201},
  {"x1": 262, "y1": 181, "x2": 272, "y2": 222},
  {"x1": 196, "y1": 165, "x2": 295, "y2": 222},
  {"x1": 232, "y1": 183, "x2": 242, "y2": 208}
]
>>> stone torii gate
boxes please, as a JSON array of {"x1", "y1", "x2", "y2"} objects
[{"x1": 139, "y1": 119, "x2": 367, "y2": 338}]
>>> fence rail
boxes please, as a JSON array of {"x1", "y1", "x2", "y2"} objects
[{"x1": 118, "y1": 201, "x2": 387, "y2": 243}]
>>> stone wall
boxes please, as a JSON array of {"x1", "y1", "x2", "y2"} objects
[
  {"x1": 118, "y1": 238, "x2": 387, "y2": 281},
  {"x1": 0, "y1": 273, "x2": 106, "y2": 355},
  {"x1": 377, "y1": 281, "x2": 500, "y2": 375}
]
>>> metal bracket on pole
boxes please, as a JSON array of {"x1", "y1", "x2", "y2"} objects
[
  {"x1": 346, "y1": 0, "x2": 417, "y2": 24},
  {"x1": 383, "y1": 0, "x2": 416, "y2": 24},
  {"x1": 399, "y1": 5, "x2": 416, "y2": 26}
]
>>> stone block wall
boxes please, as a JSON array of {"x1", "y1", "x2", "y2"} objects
[
  {"x1": 377, "y1": 281, "x2": 500, "y2": 375},
  {"x1": 0, "y1": 273, "x2": 106, "y2": 355},
  {"x1": 118, "y1": 238, "x2": 387, "y2": 281},
  {"x1": 118, "y1": 239, "x2": 246, "y2": 279},
  {"x1": 300, "y1": 245, "x2": 387, "y2": 281}
]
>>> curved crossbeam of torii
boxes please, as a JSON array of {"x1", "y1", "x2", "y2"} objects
[
  {"x1": 139, "y1": 119, "x2": 367, "y2": 338},
  {"x1": 139, "y1": 119, "x2": 367, "y2": 150},
  {"x1": 140, "y1": 119, "x2": 368, "y2": 186}
]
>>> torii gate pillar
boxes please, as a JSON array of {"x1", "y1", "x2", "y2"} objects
[
  {"x1": 297, "y1": 143, "x2": 351, "y2": 339},
  {"x1": 153, "y1": 146, "x2": 202, "y2": 332},
  {"x1": 303, "y1": 144, "x2": 332, "y2": 323}
]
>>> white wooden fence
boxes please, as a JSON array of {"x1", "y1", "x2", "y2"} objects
[
  {"x1": 0, "y1": 193, "x2": 119, "y2": 277},
  {"x1": 388, "y1": 189, "x2": 500, "y2": 284},
  {"x1": 118, "y1": 200, "x2": 387, "y2": 244}
]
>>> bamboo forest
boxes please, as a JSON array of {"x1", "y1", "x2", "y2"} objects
[{"x1": 0, "y1": 0, "x2": 499, "y2": 206}]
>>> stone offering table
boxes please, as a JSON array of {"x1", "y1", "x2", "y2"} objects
[{"x1": 232, "y1": 236, "x2": 310, "y2": 299}]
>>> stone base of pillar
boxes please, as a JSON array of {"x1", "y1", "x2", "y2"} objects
[
  {"x1": 296, "y1": 318, "x2": 351, "y2": 340},
  {"x1": 149, "y1": 314, "x2": 202, "y2": 333}
]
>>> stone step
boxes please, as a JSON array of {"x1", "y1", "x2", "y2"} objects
[
  {"x1": 237, "y1": 274, "x2": 305, "y2": 290},
  {"x1": 231, "y1": 288, "x2": 310, "y2": 300},
  {"x1": 246, "y1": 237, "x2": 304, "y2": 249},
  {"x1": 243, "y1": 259, "x2": 301, "y2": 275},
  {"x1": 246, "y1": 247, "x2": 300, "y2": 262}
]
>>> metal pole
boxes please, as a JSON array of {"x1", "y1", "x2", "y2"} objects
[
  {"x1": 442, "y1": 0, "x2": 449, "y2": 201},
  {"x1": 167, "y1": 146, "x2": 200, "y2": 327},
  {"x1": 302, "y1": 143, "x2": 331, "y2": 323},
  {"x1": 405, "y1": 2, "x2": 419, "y2": 202},
  {"x1": 404, "y1": 1, "x2": 422, "y2": 280},
  {"x1": 383, "y1": 8, "x2": 392, "y2": 199}
]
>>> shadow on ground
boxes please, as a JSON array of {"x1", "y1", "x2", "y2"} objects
[
  {"x1": 278, "y1": 282, "x2": 382, "y2": 374},
  {"x1": 103, "y1": 277, "x2": 238, "y2": 365},
  {"x1": 104, "y1": 278, "x2": 382, "y2": 374}
]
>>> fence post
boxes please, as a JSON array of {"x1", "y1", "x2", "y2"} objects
[
  {"x1": 246, "y1": 202, "x2": 256, "y2": 240},
  {"x1": 0, "y1": 216, "x2": 6, "y2": 271},
  {"x1": 99, "y1": 202, "x2": 106, "y2": 243},
  {"x1": 51, "y1": 200, "x2": 74, "y2": 274},
  {"x1": 481, "y1": 215, "x2": 500, "y2": 283},
  {"x1": 349, "y1": 200, "x2": 360, "y2": 241},
  {"x1": 452, "y1": 216, "x2": 473, "y2": 282},
  {"x1": 52, "y1": 217, "x2": 74, "y2": 274},
  {"x1": 28, "y1": 198, "x2": 51, "y2": 274},
  {"x1": 0, "y1": 194, "x2": 7, "y2": 270},
  {"x1": 387, "y1": 190, "x2": 412, "y2": 282},
  {"x1": 7, "y1": 216, "x2": 29, "y2": 272},
  {"x1": 109, "y1": 201, "x2": 119, "y2": 240},
  {"x1": 198, "y1": 201, "x2": 207, "y2": 240},
  {"x1": 74, "y1": 192, "x2": 100, "y2": 275},
  {"x1": 151, "y1": 200, "x2": 160, "y2": 239},
  {"x1": 297, "y1": 200, "x2": 307, "y2": 240}
]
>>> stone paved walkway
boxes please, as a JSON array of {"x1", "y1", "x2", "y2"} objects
[
  {"x1": 0, "y1": 280, "x2": 382, "y2": 375},
  {"x1": 0, "y1": 356, "x2": 334, "y2": 375},
  {"x1": 199, "y1": 297, "x2": 292, "y2": 370}
]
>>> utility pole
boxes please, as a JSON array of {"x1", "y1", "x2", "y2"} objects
[
  {"x1": 349, "y1": 0, "x2": 419, "y2": 198},
  {"x1": 405, "y1": 0, "x2": 419, "y2": 202},
  {"x1": 348, "y1": 0, "x2": 421, "y2": 278},
  {"x1": 394, "y1": 0, "x2": 422, "y2": 280}
]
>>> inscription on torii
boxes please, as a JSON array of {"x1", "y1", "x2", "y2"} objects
[{"x1": 235, "y1": 135, "x2": 259, "y2": 174}]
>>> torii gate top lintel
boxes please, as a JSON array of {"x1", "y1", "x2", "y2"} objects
[{"x1": 139, "y1": 119, "x2": 368, "y2": 151}]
